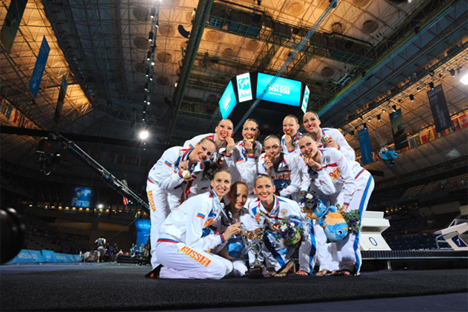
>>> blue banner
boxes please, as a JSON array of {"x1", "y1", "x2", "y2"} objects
[
  {"x1": 218, "y1": 81, "x2": 237, "y2": 118},
  {"x1": 42, "y1": 249, "x2": 55, "y2": 262},
  {"x1": 6, "y1": 249, "x2": 82, "y2": 264},
  {"x1": 389, "y1": 108, "x2": 408, "y2": 150},
  {"x1": 135, "y1": 219, "x2": 150, "y2": 248},
  {"x1": 29, "y1": 36, "x2": 50, "y2": 97},
  {"x1": 427, "y1": 84, "x2": 452, "y2": 133},
  {"x1": 6, "y1": 249, "x2": 44, "y2": 264},
  {"x1": 358, "y1": 127, "x2": 373, "y2": 165},
  {"x1": 71, "y1": 186, "x2": 92, "y2": 208}
]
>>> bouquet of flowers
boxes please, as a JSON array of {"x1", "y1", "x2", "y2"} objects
[
  {"x1": 202, "y1": 154, "x2": 224, "y2": 180},
  {"x1": 275, "y1": 216, "x2": 304, "y2": 248},
  {"x1": 337, "y1": 205, "x2": 361, "y2": 233},
  {"x1": 298, "y1": 191, "x2": 318, "y2": 210}
]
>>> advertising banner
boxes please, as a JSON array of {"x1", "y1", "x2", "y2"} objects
[
  {"x1": 358, "y1": 127, "x2": 373, "y2": 165},
  {"x1": 427, "y1": 84, "x2": 452, "y2": 133},
  {"x1": 389, "y1": 108, "x2": 408, "y2": 150}
]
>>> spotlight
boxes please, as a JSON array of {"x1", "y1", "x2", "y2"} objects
[
  {"x1": 367, "y1": 117, "x2": 371, "y2": 122},
  {"x1": 429, "y1": 82, "x2": 434, "y2": 90},
  {"x1": 450, "y1": 69, "x2": 455, "y2": 77},
  {"x1": 139, "y1": 130, "x2": 149, "y2": 140},
  {"x1": 377, "y1": 114, "x2": 381, "y2": 121},
  {"x1": 363, "y1": 123, "x2": 367, "y2": 129},
  {"x1": 148, "y1": 31, "x2": 154, "y2": 41},
  {"x1": 392, "y1": 105, "x2": 397, "y2": 112},
  {"x1": 150, "y1": 8, "x2": 155, "y2": 19},
  {"x1": 382, "y1": 108, "x2": 386, "y2": 113},
  {"x1": 147, "y1": 51, "x2": 151, "y2": 61},
  {"x1": 409, "y1": 94, "x2": 414, "y2": 102},
  {"x1": 145, "y1": 68, "x2": 149, "y2": 77},
  {"x1": 416, "y1": 87, "x2": 420, "y2": 92},
  {"x1": 461, "y1": 72, "x2": 468, "y2": 85}
]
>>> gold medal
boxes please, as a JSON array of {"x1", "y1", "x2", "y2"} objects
[
  {"x1": 303, "y1": 152, "x2": 312, "y2": 159},
  {"x1": 182, "y1": 170, "x2": 191, "y2": 180},
  {"x1": 321, "y1": 135, "x2": 330, "y2": 146}
]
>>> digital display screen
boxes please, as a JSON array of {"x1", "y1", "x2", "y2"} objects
[
  {"x1": 218, "y1": 81, "x2": 237, "y2": 119},
  {"x1": 256, "y1": 73, "x2": 301, "y2": 106},
  {"x1": 71, "y1": 186, "x2": 92, "y2": 208},
  {"x1": 236, "y1": 72, "x2": 253, "y2": 102},
  {"x1": 301, "y1": 85, "x2": 310, "y2": 113}
]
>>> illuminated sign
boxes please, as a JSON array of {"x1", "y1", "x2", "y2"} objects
[
  {"x1": 218, "y1": 81, "x2": 237, "y2": 119},
  {"x1": 256, "y1": 73, "x2": 301, "y2": 106},
  {"x1": 71, "y1": 187, "x2": 92, "y2": 208},
  {"x1": 301, "y1": 85, "x2": 310, "y2": 113},
  {"x1": 236, "y1": 72, "x2": 253, "y2": 102}
]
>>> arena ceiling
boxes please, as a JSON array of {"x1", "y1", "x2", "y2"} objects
[{"x1": 1, "y1": 0, "x2": 468, "y2": 187}]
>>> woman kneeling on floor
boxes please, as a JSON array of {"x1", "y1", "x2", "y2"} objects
[{"x1": 152, "y1": 169, "x2": 243, "y2": 279}]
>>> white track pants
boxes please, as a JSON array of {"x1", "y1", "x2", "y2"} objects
[
  {"x1": 155, "y1": 241, "x2": 233, "y2": 279},
  {"x1": 146, "y1": 182, "x2": 170, "y2": 269},
  {"x1": 332, "y1": 170, "x2": 374, "y2": 274}
]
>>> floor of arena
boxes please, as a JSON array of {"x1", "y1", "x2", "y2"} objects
[{"x1": 1, "y1": 263, "x2": 467, "y2": 311}]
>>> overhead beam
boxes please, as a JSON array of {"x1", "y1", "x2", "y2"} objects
[{"x1": 163, "y1": 0, "x2": 215, "y2": 144}]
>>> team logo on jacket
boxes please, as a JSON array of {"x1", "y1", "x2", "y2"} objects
[
  {"x1": 324, "y1": 156, "x2": 331, "y2": 165},
  {"x1": 329, "y1": 168, "x2": 341, "y2": 180},
  {"x1": 280, "y1": 208, "x2": 288, "y2": 216}
]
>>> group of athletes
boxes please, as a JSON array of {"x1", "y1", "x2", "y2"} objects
[{"x1": 145, "y1": 111, "x2": 374, "y2": 279}]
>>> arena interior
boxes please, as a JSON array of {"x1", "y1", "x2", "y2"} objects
[{"x1": 1, "y1": 0, "x2": 467, "y2": 311}]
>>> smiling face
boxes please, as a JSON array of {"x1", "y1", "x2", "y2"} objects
[
  {"x1": 303, "y1": 112, "x2": 321, "y2": 135},
  {"x1": 190, "y1": 139, "x2": 216, "y2": 163},
  {"x1": 298, "y1": 135, "x2": 318, "y2": 158},
  {"x1": 228, "y1": 183, "x2": 249, "y2": 211},
  {"x1": 211, "y1": 170, "x2": 232, "y2": 199},
  {"x1": 283, "y1": 116, "x2": 300, "y2": 137},
  {"x1": 242, "y1": 120, "x2": 259, "y2": 142},
  {"x1": 215, "y1": 119, "x2": 234, "y2": 142},
  {"x1": 253, "y1": 176, "x2": 275, "y2": 204},
  {"x1": 264, "y1": 137, "x2": 281, "y2": 160}
]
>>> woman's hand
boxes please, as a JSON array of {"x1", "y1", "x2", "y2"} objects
[
  {"x1": 223, "y1": 222, "x2": 242, "y2": 241},
  {"x1": 179, "y1": 160, "x2": 188, "y2": 171},
  {"x1": 284, "y1": 135, "x2": 293, "y2": 151},
  {"x1": 325, "y1": 136, "x2": 338, "y2": 149},
  {"x1": 226, "y1": 137, "x2": 235, "y2": 155},
  {"x1": 264, "y1": 157, "x2": 273, "y2": 174},
  {"x1": 245, "y1": 139, "x2": 254, "y2": 155},
  {"x1": 254, "y1": 212, "x2": 266, "y2": 224},
  {"x1": 304, "y1": 157, "x2": 321, "y2": 170}
]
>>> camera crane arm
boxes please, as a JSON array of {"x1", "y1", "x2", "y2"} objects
[{"x1": 44, "y1": 133, "x2": 150, "y2": 212}]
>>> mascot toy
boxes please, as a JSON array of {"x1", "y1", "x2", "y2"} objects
[{"x1": 319, "y1": 205, "x2": 349, "y2": 242}]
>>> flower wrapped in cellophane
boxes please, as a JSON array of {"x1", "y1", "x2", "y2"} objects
[{"x1": 275, "y1": 216, "x2": 304, "y2": 248}]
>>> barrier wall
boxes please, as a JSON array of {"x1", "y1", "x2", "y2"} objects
[{"x1": 6, "y1": 249, "x2": 82, "y2": 264}]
